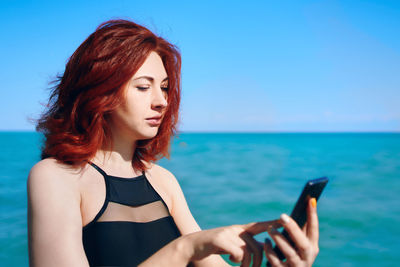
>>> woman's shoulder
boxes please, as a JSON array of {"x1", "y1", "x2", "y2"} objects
[
  {"x1": 146, "y1": 162, "x2": 179, "y2": 184},
  {"x1": 145, "y1": 162, "x2": 182, "y2": 196},
  {"x1": 30, "y1": 158, "x2": 84, "y2": 179},
  {"x1": 146, "y1": 162, "x2": 173, "y2": 177},
  {"x1": 30, "y1": 157, "x2": 64, "y2": 174},
  {"x1": 27, "y1": 159, "x2": 85, "y2": 267},
  {"x1": 28, "y1": 158, "x2": 83, "y2": 199}
]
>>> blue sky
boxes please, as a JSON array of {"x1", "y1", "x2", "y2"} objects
[{"x1": 1, "y1": 0, "x2": 399, "y2": 132}]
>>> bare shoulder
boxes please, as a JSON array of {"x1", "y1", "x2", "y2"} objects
[
  {"x1": 27, "y1": 158, "x2": 82, "y2": 221},
  {"x1": 28, "y1": 158, "x2": 82, "y2": 202},
  {"x1": 147, "y1": 162, "x2": 175, "y2": 178},
  {"x1": 29, "y1": 158, "x2": 58, "y2": 177},
  {"x1": 29, "y1": 157, "x2": 81, "y2": 177},
  {"x1": 146, "y1": 162, "x2": 180, "y2": 190},
  {"x1": 28, "y1": 158, "x2": 88, "y2": 266}
]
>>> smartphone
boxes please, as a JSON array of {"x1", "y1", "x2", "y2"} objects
[{"x1": 267, "y1": 177, "x2": 329, "y2": 266}]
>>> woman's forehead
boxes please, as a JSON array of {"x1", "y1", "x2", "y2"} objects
[{"x1": 132, "y1": 52, "x2": 168, "y2": 81}]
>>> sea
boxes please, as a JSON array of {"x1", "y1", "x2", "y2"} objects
[{"x1": 1, "y1": 131, "x2": 399, "y2": 266}]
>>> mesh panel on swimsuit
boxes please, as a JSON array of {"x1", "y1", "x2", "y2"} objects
[{"x1": 82, "y1": 162, "x2": 182, "y2": 267}]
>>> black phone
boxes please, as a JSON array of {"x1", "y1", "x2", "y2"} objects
[{"x1": 266, "y1": 177, "x2": 329, "y2": 266}]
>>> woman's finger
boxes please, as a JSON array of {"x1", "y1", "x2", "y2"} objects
[
  {"x1": 228, "y1": 245, "x2": 245, "y2": 263},
  {"x1": 239, "y1": 233, "x2": 263, "y2": 267},
  {"x1": 307, "y1": 198, "x2": 319, "y2": 246},
  {"x1": 279, "y1": 213, "x2": 310, "y2": 259},
  {"x1": 302, "y1": 222, "x2": 307, "y2": 234},
  {"x1": 268, "y1": 228, "x2": 302, "y2": 265},
  {"x1": 214, "y1": 232, "x2": 246, "y2": 263},
  {"x1": 253, "y1": 241, "x2": 264, "y2": 267},
  {"x1": 264, "y1": 238, "x2": 284, "y2": 267},
  {"x1": 243, "y1": 220, "x2": 282, "y2": 235},
  {"x1": 240, "y1": 248, "x2": 251, "y2": 267}
]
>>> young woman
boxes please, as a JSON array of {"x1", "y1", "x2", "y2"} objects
[{"x1": 27, "y1": 19, "x2": 320, "y2": 267}]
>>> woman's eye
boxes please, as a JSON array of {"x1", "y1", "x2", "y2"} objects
[
  {"x1": 161, "y1": 87, "x2": 169, "y2": 91},
  {"x1": 136, "y1": 86, "x2": 150, "y2": 90}
]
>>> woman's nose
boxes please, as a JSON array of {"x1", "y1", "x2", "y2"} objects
[{"x1": 152, "y1": 87, "x2": 168, "y2": 109}]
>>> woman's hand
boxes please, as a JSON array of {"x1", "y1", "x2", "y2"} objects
[
  {"x1": 185, "y1": 219, "x2": 281, "y2": 267},
  {"x1": 264, "y1": 198, "x2": 320, "y2": 267}
]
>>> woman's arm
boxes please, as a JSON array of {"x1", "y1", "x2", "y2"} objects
[
  {"x1": 139, "y1": 220, "x2": 281, "y2": 267},
  {"x1": 140, "y1": 165, "x2": 320, "y2": 267},
  {"x1": 142, "y1": 165, "x2": 280, "y2": 267},
  {"x1": 167, "y1": 168, "x2": 321, "y2": 267},
  {"x1": 27, "y1": 159, "x2": 89, "y2": 267}
]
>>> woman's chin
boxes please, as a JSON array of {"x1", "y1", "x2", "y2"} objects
[{"x1": 138, "y1": 128, "x2": 159, "y2": 140}]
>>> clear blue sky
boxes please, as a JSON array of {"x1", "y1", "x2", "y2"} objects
[{"x1": 1, "y1": 0, "x2": 399, "y2": 132}]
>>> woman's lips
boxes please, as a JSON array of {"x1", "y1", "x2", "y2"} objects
[{"x1": 145, "y1": 117, "x2": 162, "y2": 126}]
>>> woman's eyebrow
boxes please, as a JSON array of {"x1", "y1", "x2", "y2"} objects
[{"x1": 132, "y1": 76, "x2": 169, "y2": 82}]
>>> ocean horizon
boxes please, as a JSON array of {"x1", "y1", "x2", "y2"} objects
[{"x1": 1, "y1": 131, "x2": 399, "y2": 266}]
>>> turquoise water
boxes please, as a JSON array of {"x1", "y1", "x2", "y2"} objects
[{"x1": 1, "y1": 132, "x2": 399, "y2": 266}]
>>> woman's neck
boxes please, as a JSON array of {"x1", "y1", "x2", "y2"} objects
[{"x1": 91, "y1": 129, "x2": 140, "y2": 176}]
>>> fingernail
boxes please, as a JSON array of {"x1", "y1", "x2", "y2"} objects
[
  {"x1": 280, "y1": 213, "x2": 290, "y2": 224},
  {"x1": 311, "y1": 198, "x2": 317, "y2": 208}
]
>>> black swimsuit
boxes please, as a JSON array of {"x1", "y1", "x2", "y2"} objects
[{"x1": 82, "y1": 162, "x2": 182, "y2": 266}]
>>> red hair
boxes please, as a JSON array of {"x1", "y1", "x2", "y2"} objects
[{"x1": 36, "y1": 19, "x2": 181, "y2": 171}]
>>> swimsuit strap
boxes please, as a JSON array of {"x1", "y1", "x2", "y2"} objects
[
  {"x1": 87, "y1": 161, "x2": 108, "y2": 177},
  {"x1": 88, "y1": 160, "x2": 145, "y2": 177}
]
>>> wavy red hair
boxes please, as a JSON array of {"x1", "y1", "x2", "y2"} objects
[{"x1": 36, "y1": 19, "x2": 181, "y2": 171}]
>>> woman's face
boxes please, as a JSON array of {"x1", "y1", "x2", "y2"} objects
[{"x1": 110, "y1": 51, "x2": 169, "y2": 141}]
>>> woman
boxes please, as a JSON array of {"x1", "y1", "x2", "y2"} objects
[{"x1": 27, "y1": 19, "x2": 320, "y2": 267}]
